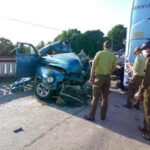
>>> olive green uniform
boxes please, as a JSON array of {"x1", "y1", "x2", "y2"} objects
[
  {"x1": 127, "y1": 76, "x2": 144, "y2": 106},
  {"x1": 127, "y1": 54, "x2": 146, "y2": 106},
  {"x1": 90, "y1": 50, "x2": 117, "y2": 118},
  {"x1": 138, "y1": 57, "x2": 150, "y2": 136}
]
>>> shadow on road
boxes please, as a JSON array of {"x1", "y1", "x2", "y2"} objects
[
  {"x1": 0, "y1": 81, "x2": 33, "y2": 105},
  {"x1": 0, "y1": 81, "x2": 150, "y2": 146},
  {"x1": 43, "y1": 86, "x2": 150, "y2": 146},
  {"x1": 0, "y1": 91, "x2": 33, "y2": 105}
]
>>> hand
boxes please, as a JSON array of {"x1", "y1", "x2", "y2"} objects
[
  {"x1": 89, "y1": 76, "x2": 94, "y2": 84},
  {"x1": 134, "y1": 92, "x2": 141, "y2": 100}
]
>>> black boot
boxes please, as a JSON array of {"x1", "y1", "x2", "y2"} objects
[
  {"x1": 84, "y1": 115, "x2": 95, "y2": 122},
  {"x1": 138, "y1": 126, "x2": 148, "y2": 134},
  {"x1": 133, "y1": 104, "x2": 140, "y2": 110},
  {"x1": 123, "y1": 98, "x2": 132, "y2": 109},
  {"x1": 133, "y1": 101, "x2": 140, "y2": 110},
  {"x1": 142, "y1": 133, "x2": 150, "y2": 141}
]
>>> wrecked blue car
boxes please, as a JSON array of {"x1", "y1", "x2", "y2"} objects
[{"x1": 14, "y1": 41, "x2": 90, "y2": 101}]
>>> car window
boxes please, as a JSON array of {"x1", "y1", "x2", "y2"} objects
[{"x1": 18, "y1": 44, "x2": 36, "y2": 55}]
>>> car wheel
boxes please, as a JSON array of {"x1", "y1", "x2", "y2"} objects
[{"x1": 35, "y1": 80, "x2": 53, "y2": 101}]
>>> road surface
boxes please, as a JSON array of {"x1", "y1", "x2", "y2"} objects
[{"x1": 0, "y1": 82, "x2": 149, "y2": 150}]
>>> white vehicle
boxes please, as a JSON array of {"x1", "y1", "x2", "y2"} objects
[{"x1": 124, "y1": 0, "x2": 150, "y2": 87}]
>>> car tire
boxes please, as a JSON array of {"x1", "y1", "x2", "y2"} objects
[{"x1": 34, "y1": 80, "x2": 53, "y2": 101}]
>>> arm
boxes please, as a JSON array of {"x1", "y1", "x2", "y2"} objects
[
  {"x1": 89, "y1": 63, "x2": 95, "y2": 84},
  {"x1": 89, "y1": 52, "x2": 99, "y2": 84},
  {"x1": 135, "y1": 58, "x2": 150, "y2": 100},
  {"x1": 132, "y1": 56, "x2": 139, "y2": 73}
]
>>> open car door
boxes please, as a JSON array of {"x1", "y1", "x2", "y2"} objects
[{"x1": 16, "y1": 42, "x2": 40, "y2": 79}]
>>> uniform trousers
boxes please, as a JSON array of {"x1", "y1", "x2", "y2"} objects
[{"x1": 90, "y1": 75, "x2": 111, "y2": 118}]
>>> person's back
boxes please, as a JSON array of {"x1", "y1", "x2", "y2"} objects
[
  {"x1": 84, "y1": 41, "x2": 117, "y2": 121},
  {"x1": 132, "y1": 53, "x2": 146, "y2": 76},
  {"x1": 93, "y1": 50, "x2": 116, "y2": 75}
]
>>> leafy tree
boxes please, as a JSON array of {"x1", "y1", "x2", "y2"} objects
[
  {"x1": 47, "y1": 41, "x2": 52, "y2": 45},
  {"x1": 54, "y1": 29, "x2": 81, "y2": 42},
  {"x1": 0, "y1": 37, "x2": 15, "y2": 56},
  {"x1": 107, "y1": 24, "x2": 127, "y2": 51},
  {"x1": 54, "y1": 29, "x2": 105, "y2": 57},
  {"x1": 71, "y1": 34, "x2": 84, "y2": 53},
  {"x1": 72, "y1": 30, "x2": 105, "y2": 57},
  {"x1": 36, "y1": 41, "x2": 45, "y2": 50}
]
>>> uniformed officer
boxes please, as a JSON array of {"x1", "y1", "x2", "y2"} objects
[
  {"x1": 84, "y1": 41, "x2": 117, "y2": 121},
  {"x1": 135, "y1": 40, "x2": 150, "y2": 140},
  {"x1": 123, "y1": 47, "x2": 146, "y2": 109}
]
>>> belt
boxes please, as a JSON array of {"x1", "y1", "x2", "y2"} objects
[
  {"x1": 94, "y1": 74, "x2": 110, "y2": 78},
  {"x1": 134, "y1": 75, "x2": 144, "y2": 77}
]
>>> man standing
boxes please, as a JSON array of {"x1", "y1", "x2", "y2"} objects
[
  {"x1": 78, "y1": 49, "x2": 87, "y2": 62},
  {"x1": 84, "y1": 41, "x2": 117, "y2": 121},
  {"x1": 123, "y1": 48, "x2": 146, "y2": 109},
  {"x1": 117, "y1": 49, "x2": 125, "y2": 90},
  {"x1": 135, "y1": 41, "x2": 150, "y2": 140}
]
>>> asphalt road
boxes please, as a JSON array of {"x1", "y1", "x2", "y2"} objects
[{"x1": 0, "y1": 82, "x2": 150, "y2": 150}]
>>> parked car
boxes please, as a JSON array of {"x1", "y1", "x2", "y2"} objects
[{"x1": 14, "y1": 41, "x2": 90, "y2": 101}]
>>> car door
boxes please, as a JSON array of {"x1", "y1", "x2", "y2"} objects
[{"x1": 16, "y1": 42, "x2": 40, "y2": 79}]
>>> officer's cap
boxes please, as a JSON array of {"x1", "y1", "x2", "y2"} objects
[{"x1": 140, "y1": 40, "x2": 150, "y2": 50}]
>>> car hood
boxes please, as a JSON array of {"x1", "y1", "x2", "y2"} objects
[{"x1": 41, "y1": 53, "x2": 82, "y2": 74}]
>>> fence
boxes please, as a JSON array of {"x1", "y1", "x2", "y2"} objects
[{"x1": 0, "y1": 58, "x2": 16, "y2": 77}]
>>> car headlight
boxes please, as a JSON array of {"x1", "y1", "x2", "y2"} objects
[{"x1": 47, "y1": 77, "x2": 54, "y2": 83}]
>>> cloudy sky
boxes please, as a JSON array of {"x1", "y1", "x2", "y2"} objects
[{"x1": 0, "y1": 0, "x2": 131, "y2": 45}]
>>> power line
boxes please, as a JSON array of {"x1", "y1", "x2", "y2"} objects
[{"x1": 0, "y1": 16, "x2": 64, "y2": 32}]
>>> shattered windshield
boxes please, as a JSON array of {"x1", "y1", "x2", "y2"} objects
[{"x1": 39, "y1": 40, "x2": 72, "y2": 56}]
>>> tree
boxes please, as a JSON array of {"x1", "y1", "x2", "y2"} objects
[
  {"x1": 54, "y1": 29, "x2": 81, "y2": 42},
  {"x1": 107, "y1": 24, "x2": 127, "y2": 51},
  {"x1": 36, "y1": 41, "x2": 45, "y2": 50},
  {"x1": 72, "y1": 30, "x2": 105, "y2": 57},
  {"x1": 54, "y1": 29, "x2": 105, "y2": 57},
  {"x1": 0, "y1": 37, "x2": 15, "y2": 56}
]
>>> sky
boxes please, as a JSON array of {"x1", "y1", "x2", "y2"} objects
[{"x1": 0, "y1": 0, "x2": 132, "y2": 45}]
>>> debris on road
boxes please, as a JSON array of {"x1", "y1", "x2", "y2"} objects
[{"x1": 13, "y1": 127, "x2": 24, "y2": 133}]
